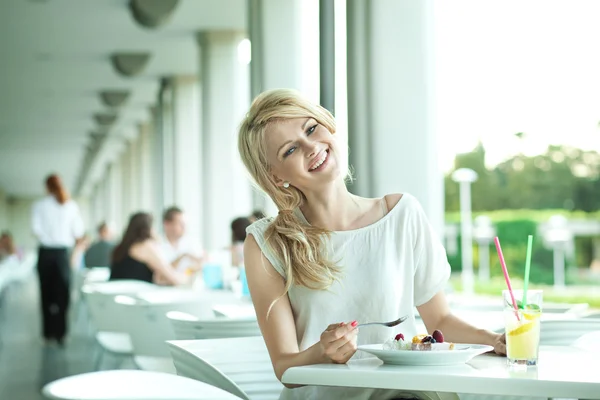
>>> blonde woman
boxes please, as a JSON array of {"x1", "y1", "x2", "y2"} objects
[{"x1": 239, "y1": 89, "x2": 506, "y2": 400}]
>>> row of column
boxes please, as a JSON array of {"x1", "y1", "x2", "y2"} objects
[
  {"x1": 85, "y1": 0, "x2": 442, "y2": 250},
  {"x1": 0, "y1": 189, "x2": 7, "y2": 230}
]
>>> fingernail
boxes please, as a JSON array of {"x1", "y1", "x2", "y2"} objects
[
  {"x1": 339, "y1": 322, "x2": 345, "y2": 326},
  {"x1": 351, "y1": 320, "x2": 358, "y2": 327}
]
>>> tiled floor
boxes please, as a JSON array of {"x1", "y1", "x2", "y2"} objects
[{"x1": 0, "y1": 275, "x2": 99, "y2": 400}]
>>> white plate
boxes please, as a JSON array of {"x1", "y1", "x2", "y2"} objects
[{"x1": 357, "y1": 343, "x2": 494, "y2": 366}]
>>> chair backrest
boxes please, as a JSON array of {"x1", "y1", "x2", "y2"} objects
[
  {"x1": 10, "y1": 252, "x2": 37, "y2": 282},
  {"x1": 113, "y1": 296, "x2": 209, "y2": 358},
  {"x1": 82, "y1": 281, "x2": 157, "y2": 332},
  {"x1": 84, "y1": 267, "x2": 111, "y2": 283},
  {"x1": 0, "y1": 262, "x2": 11, "y2": 294},
  {"x1": 168, "y1": 337, "x2": 282, "y2": 400},
  {"x1": 571, "y1": 330, "x2": 600, "y2": 352},
  {"x1": 212, "y1": 304, "x2": 256, "y2": 319},
  {"x1": 167, "y1": 311, "x2": 261, "y2": 340},
  {"x1": 541, "y1": 319, "x2": 600, "y2": 346},
  {"x1": 583, "y1": 312, "x2": 600, "y2": 319}
]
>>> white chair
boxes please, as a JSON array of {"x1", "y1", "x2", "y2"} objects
[
  {"x1": 72, "y1": 266, "x2": 110, "y2": 323},
  {"x1": 82, "y1": 281, "x2": 157, "y2": 369},
  {"x1": 42, "y1": 370, "x2": 241, "y2": 400},
  {"x1": 168, "y1": 337, "x2": 283, "y2": 400},
  {"x1": 583, "y1": 312, "x2": 600, "y2": 319},
  {"x1": 212, "y1": 304, "x2": 256, "y2": 319},
  {"x1": 112, "y1": 293, "x2": 212, "y2": 373},
  {"x1": 571, "y1": 330, "x2": 600, "y2": 352},
  {"x1": 6, "y1": 252, "x2": 37, "y2": 284},
  {"x1": 540, "y1": 319, "x2": 600, "y2": 346},
  {"x1": 167, "y1": 311, "x2": 261, "y2": 340}
]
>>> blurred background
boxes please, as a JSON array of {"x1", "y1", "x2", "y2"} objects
[{"x1": 0, "y1": 0, "x2": 599, "y2": 398}]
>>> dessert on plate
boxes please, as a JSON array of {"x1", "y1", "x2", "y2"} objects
[{"x1": 383, "y1": 329, "x2": 455, "y2": 351}]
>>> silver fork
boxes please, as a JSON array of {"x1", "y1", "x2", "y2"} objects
[{"x1": 357, "y1": 315, "x2": 409, "y2": 328}]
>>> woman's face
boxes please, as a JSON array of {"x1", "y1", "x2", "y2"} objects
[{"x1": 266, "y1": 117, "x2": 341, "y2": 192}]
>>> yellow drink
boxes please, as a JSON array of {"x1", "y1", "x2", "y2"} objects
[{"x1": 503, "y1": 290, "x2": 542, "y2": 367}]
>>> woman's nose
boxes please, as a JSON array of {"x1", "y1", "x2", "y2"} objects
[{"x1": 304, "y1": 141, "x2": 319, "y2": 158}]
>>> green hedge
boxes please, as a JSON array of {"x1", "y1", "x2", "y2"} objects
[{"x1": 445, "y1": 210, "x2": 598, "y2": 285}]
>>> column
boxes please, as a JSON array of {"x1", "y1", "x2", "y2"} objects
[
  {"x1": 128, "y1": 137, "x2": 140, "y2": 212},
  {"x1": 138, "y1": 121, "x2": 154, "y2": 213},
  {"x1": 120, "y1": 144, "x2": 133, "y2": 220},
  {"x1": 102, "y1": 168, "x2": 112, "y2": 229},
  {"x1": 346, "y1": 0, "x2": 444, "y2": 234},
  {"x1": 150, "y1": 100, "x2": 166, "y2": 225},
  {"x1": 319, "y1": 0, "x2": 335, "y2": 113},
  {"x1": 197, "y1": 31, "x2": 252, "y2": 251},
  {"x1": 248, "y1": 0, "x2": 320, "y2": 215},
  {"x1": 0, "y1": 188, "x2": 7, "y2": 230},
  {"x1": 172, "y1": 76, "x2": 202, "y2": 245},
  {"x1": 160, "y1": 79, "x2": 175, "y2": 209},
  {"x1": 77, "y1": 197, "x2": 91, "y2": 235},
  {"x1": 107, "y1": 162, "x2": 124, "y2": 231},
  {"x1": 89, "y1": 183, "x2": 99, "y2": 228}
]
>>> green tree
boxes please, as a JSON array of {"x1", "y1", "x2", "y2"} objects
[{"x1": 445, "y1": 144, "x2": 600, "y2": 212}]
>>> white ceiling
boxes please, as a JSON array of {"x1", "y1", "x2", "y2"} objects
[{"x1": 0, "y1": 0, "x2": 245, "y2": 197}]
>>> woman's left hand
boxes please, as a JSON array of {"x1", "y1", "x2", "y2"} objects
[{"x1": 492, "y1": 333, "x2": 506, "y2": 356}]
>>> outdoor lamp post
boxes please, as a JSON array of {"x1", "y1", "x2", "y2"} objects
[
  {"x1": 451, "y1": 168, "x2": 478, "y2": 295},
  {"x1": 542, "y1": 215, "x2": 573, "y2": 290},
  {"x1": 473, "y1": 215, "x2": 496, "y2": 282}
]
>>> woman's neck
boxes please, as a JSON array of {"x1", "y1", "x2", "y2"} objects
[{"x1": 300, "y1": 180, "x2": 366, "y2": 231}]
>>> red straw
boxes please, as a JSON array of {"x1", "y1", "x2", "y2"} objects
[{"x1": 494, "y1": 236, "x2": 520, "y2": 321}]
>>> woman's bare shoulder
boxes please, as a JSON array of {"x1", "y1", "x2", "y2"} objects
[
  {"x1": 384, "y1": 193, "x2": 404, "y2": 212},
  {"x1": 129, "y1": 239, "x2": 157, "y2": 261}
]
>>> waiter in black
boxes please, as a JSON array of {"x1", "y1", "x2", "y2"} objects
[{"x1": 31, "y1": 174, "x2": 84, "y2": 346}]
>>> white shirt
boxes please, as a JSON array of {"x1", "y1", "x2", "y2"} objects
[
  {"x1": 247, "y1": 194, "x2": 455, "y2": 400},
  {"x1": 31, "y1": 196, "x2": 84, "y2": 248},
  {"x1": 160, "y1": 236, "x2": 202, "y2": 271}
]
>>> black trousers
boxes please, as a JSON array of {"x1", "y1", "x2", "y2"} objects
[{"x1": 37, "y1": 247, "x2": 71, "y2": 340}]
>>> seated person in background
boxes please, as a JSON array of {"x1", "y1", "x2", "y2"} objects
[
  {"x1": 110, "y1": 212, "x2": 187, "y2": 286},
  {"x1": 161, "y1": 206, "x2": 203, "y2": 273},
  {"x1": 230, "y1": 217, "x2": 252, "y2": 267},
  {"x1": 84, "y1": 222, "x2": 115, "y2": 268},
  {"x1": 249, "y1": 210, "x2": 266, "y2": 223},
  {"x1": 0, "y1": 231, "x2": 18, "y2": 263}
]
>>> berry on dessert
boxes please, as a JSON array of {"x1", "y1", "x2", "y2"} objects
[
  {"x1": 432, "y1": 330, "x2": 444, "y2": 343},
  {"x1": 410, "y1": 330, "x2": 454, "y2": 351},
  {"x1": 421, "y1": 335, "x2": 435, "y2": 343},
  {"x1": 383, "y1": 330, "x2": 455, "y2": 351},
  {"x1": 383, "y1": 332, "x2": 411, "y2": 350}
]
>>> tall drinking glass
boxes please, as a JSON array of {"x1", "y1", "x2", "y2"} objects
[{"x1": 503, "y1": 289, "x2": 542, "y2": 367}]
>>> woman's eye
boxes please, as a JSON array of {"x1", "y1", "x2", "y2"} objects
[
  {"x1": 307, "y1": 124, "x2": 317, "y2": 135},
  {"x1": 284, "y1": 146, "x2": 296, "y2": 157}
]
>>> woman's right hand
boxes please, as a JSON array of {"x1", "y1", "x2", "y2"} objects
[{"x1": 319, "y1": 321, "x2": 359, "y2": 364}]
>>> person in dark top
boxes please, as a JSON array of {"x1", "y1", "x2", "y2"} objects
[
  {"x1": 230, "y1": 217, "x2": 252, "y2": 267},
  {"x1": 110, "y1": 212, "x2": 186, "y2": 285},
  {"x1": 84, "y1": 222, "x2": 114, "y2": 268}
]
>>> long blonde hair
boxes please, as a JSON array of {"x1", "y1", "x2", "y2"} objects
[{"x1": 238, "y1": 89, "x2": 343, "y2": 298}]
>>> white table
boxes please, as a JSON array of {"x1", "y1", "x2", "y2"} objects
[
  {"x1": 212, "y1": 303, "x2": 256, "y2": 318},
  {"x1": 135, "y1": 288, "x2": 241, "y2": 305},
  {"x1": 282, "y1": 346, "x2": 600, "y2": 399}
]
